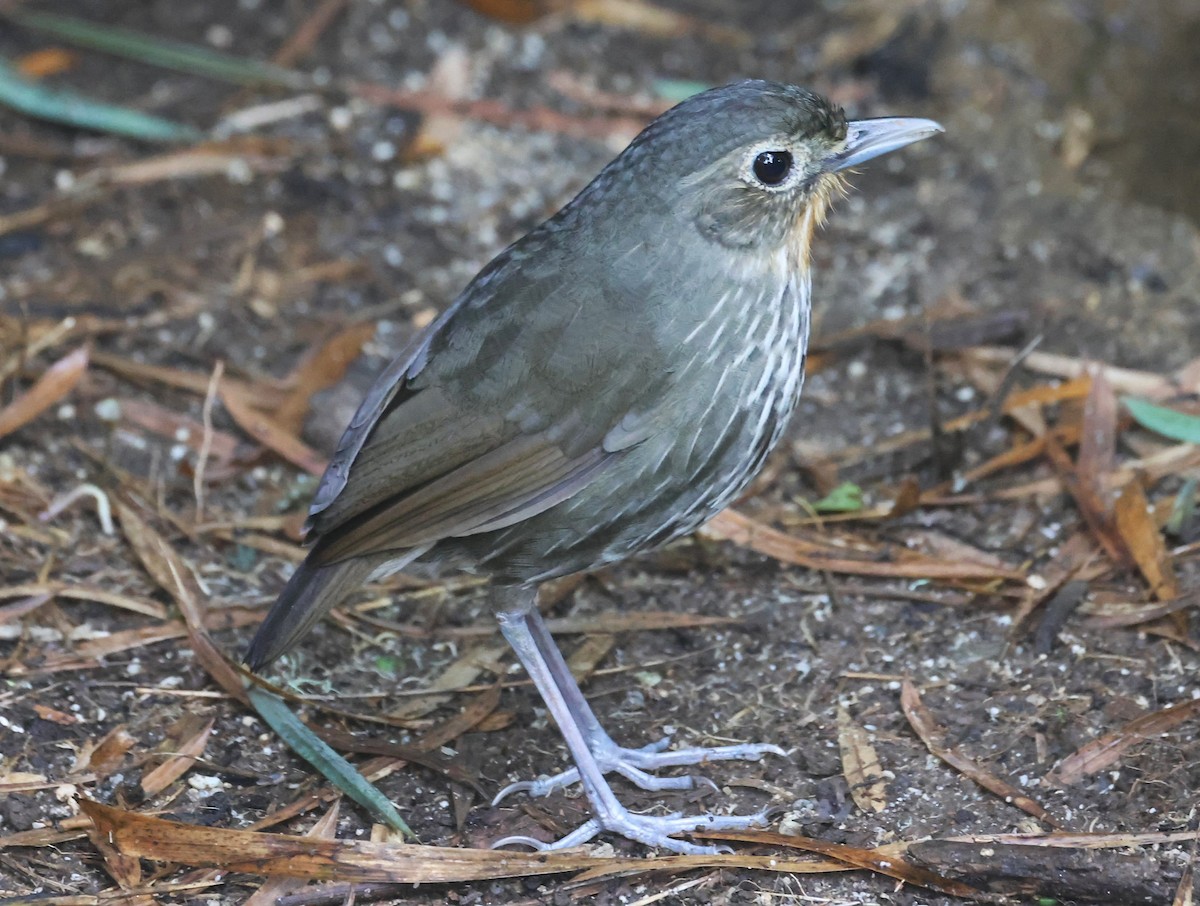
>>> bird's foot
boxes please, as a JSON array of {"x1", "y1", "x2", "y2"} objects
[
  {"x1": 493, "y1": 805, "x2": 774, "y2": 855},
  {"x1": 492, "y1": 734, "x2": 786, "y2": 805}
]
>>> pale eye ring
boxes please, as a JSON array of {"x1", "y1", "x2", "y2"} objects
[{"x1": 752, "y1": 150, "x2": 793, "y2": 186}]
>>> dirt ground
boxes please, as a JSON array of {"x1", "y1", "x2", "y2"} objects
[{"x1": 3, "y1": 1, "x2": 1200, "y2": 903}]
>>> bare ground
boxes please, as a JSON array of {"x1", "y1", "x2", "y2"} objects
[{"x1": 2, "y1": 1, "x2": 1200, "y2": 903}]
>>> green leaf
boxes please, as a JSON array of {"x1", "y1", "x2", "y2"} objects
[
  {"x1": 5, "y1": 10, "x2": 305, "y2": 88},
  {"x1": 811, "y1": 481, "x2": 865, "y2": 513},
  {"x1": 247, "y1": 684, "x2": 415, "y2": 838},
  {"x1": 1122, "y1": 397, "x2": 1200, "y2": 444},
  {"x1": 374, "y1": 655, "x2": 400, "y2": 676},
  {"x1": 1166, "y1": 476, "x2": 1197, "y2": 537},
  {"x1": 0, "y1": 57, "x2": 201, "y2": 142},
  {"x1": 652, "y1": 78, "x2": 712, "y2": 103},
  {"x1": 634, "y1": 671, "x2": 663, "y2": 688}
]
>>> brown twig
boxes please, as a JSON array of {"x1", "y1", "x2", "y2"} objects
[{"x1": 194, "y1": 360, "x2": 224, "y2": 523}]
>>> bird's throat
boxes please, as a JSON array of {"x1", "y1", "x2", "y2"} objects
[{"x1": 787, "y1": 173, "x2": 843, "y2": 274}]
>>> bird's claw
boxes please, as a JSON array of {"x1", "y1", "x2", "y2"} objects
[
  {"x1": 492, "y1": 808, "x2": 771, "y2": 855},
  {"x1": 492, "y1": 736, "x2": 787, "y2": 805},
  {"x1": 491, "y1": 779, "x2": 541, "y2": 806},
  {"x1": 491, "y1": 834, "x2": 564, "y2": 851}
]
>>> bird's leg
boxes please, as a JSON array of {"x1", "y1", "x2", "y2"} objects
[
  {"x1": 490, "y1": 588, "x2": 772, "y2": 854},
  {"x1": 492, "y1": 603, "x2": 785, "y2": 804}
]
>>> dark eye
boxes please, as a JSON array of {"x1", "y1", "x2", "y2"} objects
[{"x1": 752, "y1": 150, "x2": 793, "y2": 186}]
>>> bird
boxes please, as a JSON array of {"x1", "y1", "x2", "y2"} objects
[{"x1": 245, "y1": 79, "x2": 941, "y2": 854}]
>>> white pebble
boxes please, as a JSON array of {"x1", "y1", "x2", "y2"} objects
[{"x1": 188, "y1": 774, "x2": 224, "y2": 793}]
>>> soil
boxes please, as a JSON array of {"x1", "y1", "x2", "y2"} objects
[{"x1": 2, "y1": 1, "x2": 1200, "y2": 904}]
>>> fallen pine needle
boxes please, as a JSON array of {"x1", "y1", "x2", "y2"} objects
[
  {"x1": 1045, "y1": 696, "x2": 1200, "y2": 786},
  {"x1": 901, "y1": 680, "x2": 1063, "y2": 828},
  {"x1": 0, "y1": 345, "x2": 88, "y2": 440}
]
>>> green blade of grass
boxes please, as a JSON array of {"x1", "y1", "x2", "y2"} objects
[
  {"x1": 247, "y1": 684, "x2": 416, "y2": 839},
  {"x1": 812, "y1": 481, "x2": 865, "y2": 514},
  {"x1": 0, "y1": 56, "x2": 201, "y2": 142},
  {"x1": 1123, "y1": 396, "x2": 1200, "y2": 444},
  {"x1": 6, "y1": 9, "x2": 306, "y2": 89}
]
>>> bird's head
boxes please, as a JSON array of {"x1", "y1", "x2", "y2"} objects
[{"x1": 616, "y1": 80, "x2": 942, "y2": 274}]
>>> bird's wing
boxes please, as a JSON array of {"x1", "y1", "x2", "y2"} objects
[
  {"x1": 303, "y1": 239, "x2": 668, "y2": 565},
  {"x1": 314, "y1": 431, "x2": 611, "y2": 563},
  {"x1": 306, "y1": 302, "x2": 458, "y2": 529}
]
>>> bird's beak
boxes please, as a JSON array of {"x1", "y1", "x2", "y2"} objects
[{"x1": 826, "y1": 117, "x2": 943, "y2": 172}]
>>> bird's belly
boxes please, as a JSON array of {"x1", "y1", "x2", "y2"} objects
[{"x1": 456, "y1": 280, "x2": 811, "y2": 584}]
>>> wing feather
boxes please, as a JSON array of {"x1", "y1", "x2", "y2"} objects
[
  {"x1": 316, "y1": 434, "x2": 610, "y2": 562},
  {"x1": 304, "y1": 230, "x2": 670, "y2": 566}
]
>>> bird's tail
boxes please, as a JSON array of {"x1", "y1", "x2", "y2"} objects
[{"x1": 244, "y1": 553, "x2": 388, "y2": 671}]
